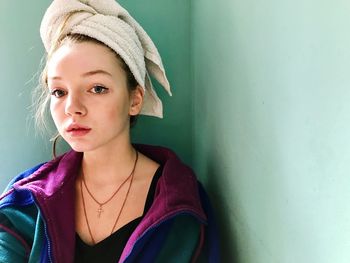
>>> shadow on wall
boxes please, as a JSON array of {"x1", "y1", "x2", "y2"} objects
[{"x1": 207, "y1": 160, "x2": 239, "y2": 263}]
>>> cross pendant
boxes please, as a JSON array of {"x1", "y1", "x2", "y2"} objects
[{"x1": 97, "y1": 206, "x2": 103, "y2": 218}]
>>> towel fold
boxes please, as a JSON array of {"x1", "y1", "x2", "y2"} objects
[{"x1": 40, "y1": 0, "x2": 171, "y2": 118}]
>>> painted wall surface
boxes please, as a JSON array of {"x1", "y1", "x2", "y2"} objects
[
  {"x1": 192, "y1": 0, "x2": 350, "y2": 262},
  {"x1": 0, "y1": 0, "x2": 191, "y2": 191},
  {"x1": 0, "y1": 1, "x2": 51, "y2": 192}
]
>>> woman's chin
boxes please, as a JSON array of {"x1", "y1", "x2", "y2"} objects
[{"x1": 66, "y1": 143, "x2": 91, "y2": 153}]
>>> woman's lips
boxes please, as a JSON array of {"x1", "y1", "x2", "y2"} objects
[
  {"x1": 66, "y1": 124, "x2": 91, "y2": 137},
  {"x1": 67, "y1": 128, "x2": 91, "y2": 137}
]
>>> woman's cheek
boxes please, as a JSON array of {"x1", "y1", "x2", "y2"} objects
[{"x1": 50, "y1": 100, "x2": 63, "y2": 128}]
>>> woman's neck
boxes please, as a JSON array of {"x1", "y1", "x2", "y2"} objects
[{"x1": 81, "y1": 141, "x2": 137, "y2": 186}]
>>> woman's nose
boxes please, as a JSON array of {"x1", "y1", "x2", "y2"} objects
[{"x1": 64, "y1": 94, "x2": 87, "y2": 116}]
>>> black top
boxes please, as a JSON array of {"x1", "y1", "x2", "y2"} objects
[{"x1": 74, "y1": 165, "x2": 163, "y2": 263}]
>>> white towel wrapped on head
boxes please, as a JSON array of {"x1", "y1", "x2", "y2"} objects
[{"x1": 40, "y1": 0, "x2": 171, "y2": 118}]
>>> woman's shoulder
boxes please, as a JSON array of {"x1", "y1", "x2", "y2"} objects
[
  {"x1": 0, "y1": 162, "x2": 46, "y2": 200},
  {"x1": 0, "y1": 150, "x2": 81, "y2": 204},
  {"x1": 134, "y1": 144, "x2": 206, "y2": 217},
  {"x1": 134, "y1": 144, "x2": 195, "y2": 174}
]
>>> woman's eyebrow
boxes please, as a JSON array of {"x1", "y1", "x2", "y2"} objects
[
  {"x1": 48, "y1": 69, "x2": 113, "y2": 80},
  {"x1": 82, "y1": 69, "x2": 113, "y2": 77}
]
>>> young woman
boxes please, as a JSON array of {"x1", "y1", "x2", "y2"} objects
[{"x1": 0, "y1": 0, "x2": 219, "y2": 262}]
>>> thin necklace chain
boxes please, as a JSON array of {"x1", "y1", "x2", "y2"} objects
[
  {"x1": 82, "y1": 151, "x2": 138, "y2": 217},
  {"x1": 80, "y1": 150, "x2": 139, "y2": 245}
]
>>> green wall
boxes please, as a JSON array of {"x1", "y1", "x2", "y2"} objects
[
  {"x1": 192, "y1": 0, "x2": 350, "y2": 262},
  {"x1": 0, "y1": 0, "x2": 191, "y2": 191},
  {"x1": 0, "y1": 1, "x2": 51, "y2": 191}
]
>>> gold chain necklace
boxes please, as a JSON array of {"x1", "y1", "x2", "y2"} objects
[{"x1": 80, "y1": 150, "x2": 138, "y2": 244}]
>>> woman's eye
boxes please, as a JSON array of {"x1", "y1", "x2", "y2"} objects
[
  {"x1": 90, "y1": 85, "x2": 108, "y2": 94},
  {"x1": 50, "y1": 89, "x2": 66, "y2": 98}
]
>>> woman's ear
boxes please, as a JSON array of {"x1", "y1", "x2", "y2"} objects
[{"x1": 129, "y1": 85, "x2": 144, "y2": 116}]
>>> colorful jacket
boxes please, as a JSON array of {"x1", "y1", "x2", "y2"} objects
[{"x1": 0, "y1": 144, "x2": 219, "y2": 262}]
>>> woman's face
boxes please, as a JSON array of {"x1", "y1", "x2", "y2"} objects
[{"x1": 47, "y1": 41, "x2": 141, "y2": 153}]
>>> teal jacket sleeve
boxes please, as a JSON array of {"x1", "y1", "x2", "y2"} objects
[{"x1": 0, "y1": 213, "x2": 29, "y2": 263}]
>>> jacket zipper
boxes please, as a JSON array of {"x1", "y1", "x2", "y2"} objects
[
  {"x1": 42, "y1": 217, "x2": 53, "y2": 263},
  {"x1": 28, "y1": 190, "x2": 53, "y2": 263}
]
